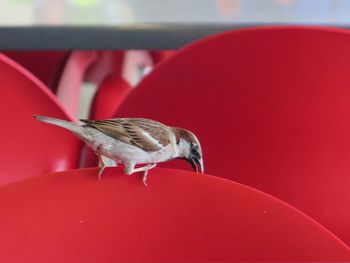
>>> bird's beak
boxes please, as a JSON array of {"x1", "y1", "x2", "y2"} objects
[
  {"x1": 186, "y1": 157, "x2": 204, "y2": 173},
  {"x1": 186, "y1": 158, "x2": 198, "y2": 172},
  {"x1": 195, "y1": 157, "x2": 204, "y2": 173}
]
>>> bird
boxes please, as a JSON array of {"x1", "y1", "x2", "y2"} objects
[{"x1": 34, "y1": 115, "x2": 204, "y2": 186}]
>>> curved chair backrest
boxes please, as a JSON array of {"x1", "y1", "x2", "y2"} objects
[
  {"x1": 89, "y1": 75, "x2": 132, "y2": 120},
  {"x1": 149, "y1": 50, "x2": 174, "y2": 64},
  {"x1": 114, "y1": 26, "x2": 350, "y2": 245},
  {"x1": 3, "y1": 51, "x2": 98, "y2": 116},
  {"x1": 87, "y1": 50, "x2": 172, "y2": 121},
  {"x1": 0, "y1": 168, "x2": 348, "y2": 262},
  {"x1": 3, "y1": 51, "x2": 70, "y2": 91},
  {"x1": 0, "y1": 54, "x2": 81, "y2": 185}
]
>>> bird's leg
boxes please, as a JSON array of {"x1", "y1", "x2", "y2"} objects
[
  {"x1": 97, "y1": 155, "x2": 118, "y2": 180},
  {"x1": 124, "y1": 163, "x2": 136, "y2": 176},
  {"x1": 140, "y1": 164, "x2": 157, "y2": 186},
  {"x1": 97, "y1": 154, "x2": 106, "y2": 181},
  {"x1": 124, "y1": 163, "x2": 157, "y2": 186}
]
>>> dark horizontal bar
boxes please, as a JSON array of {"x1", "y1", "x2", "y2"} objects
[{"x1": 0, "y1": 23, "x2": 346, "y2": 50}]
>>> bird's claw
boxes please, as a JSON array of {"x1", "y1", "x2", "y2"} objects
[
  {"x1": 143, "y1": 170, "x2": 149, "y2": 187},
  {"x1": 148, "y1": 163, "x2": 157, "y2": 169},
  {"x1": 98, "y1": 165, "x2": 105, "y2": 181},
  {"x1": 142, "y1": 164, "x2": 157, "y2": 187},
  {"x1": 143, "y1": 178, "x2": 148, "y2": 187}
]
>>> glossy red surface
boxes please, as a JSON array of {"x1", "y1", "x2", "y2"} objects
[
  {"x1": 0, "y1": 54, "x2": 81, "y2": 185},
  {"x1": 2, "y1": 51, "x2": 98, "y2": 116},
  {"x1": 114, "y1": 26, "x2": 350, "y2": 245},
  {"x1": 2, "y1": 51, "x2": 69, "y2": 91},
  {"x1": 0, "y1": 168, "x2": 349, "y2": 262},
  {"x1": 149, "y1": 50, "x2": 175, "y2": 64},
  {"x1": 89, "y1": 75, "x2": 132, "y2": 120},
  {"x1": 87, "y1": 50, "x2": 174, "y2": 121}
]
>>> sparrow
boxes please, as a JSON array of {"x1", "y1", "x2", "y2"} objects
[{"x1": 34, "y1": 116, "x2": 204, "y2": 186}]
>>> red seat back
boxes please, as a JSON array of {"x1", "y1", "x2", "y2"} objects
[
  {"x1": 0, "y1": 168, "x2": 348, "y2": 262},
  {"x1": 0, "y1": 54, "x2": 81, "y2": 185},
  {"x1": 3, "y1": 51, "x2": 70, "y2": 91},
  {"x1": 114, "y1": 26, "x2": 350, "y2": 245},
  {"x1": 149, "y1": 50, "x2": 175, "y2": 64},
  {"x1": 89, "y1": 75, "x2": 132, "y2": 120}
]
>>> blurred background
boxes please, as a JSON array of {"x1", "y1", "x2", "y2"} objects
[
  {"x1": 3, "y1": 0, "x2": 350, "y2": 117},
  {"x1": 2, "y1": 0, "x2": 350, "y2": 25}
]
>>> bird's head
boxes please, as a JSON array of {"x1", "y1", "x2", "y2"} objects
[{"x1": 172, "y1": 128, "x2": 204, "y2": 173}]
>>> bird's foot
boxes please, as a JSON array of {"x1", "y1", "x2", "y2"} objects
[
  {"x1": 98, "y1": 165, "x2": 105, "y2": 181},
  {"x1": 97, "y1": 153, "x2": 107, "y2": 181},
  {"x1": 124, "y1": 163, "x2": 157, "y2": 186},
  {"x1": 143, "y1": 170, "x2": 148, "y2": 187},
  {"x1": 142, "y1": 164, "x2": 157, "y2": 187},
  {"x1": 147, "y1": 163, "x2": 157, "y2": 170}
]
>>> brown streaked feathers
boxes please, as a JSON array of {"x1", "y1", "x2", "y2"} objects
[{"x1": 80, "y1": 118, "x2": 171, "y2": 152}]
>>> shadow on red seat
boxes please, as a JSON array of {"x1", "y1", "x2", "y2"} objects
[
  {"x1": 0, "y1": 54, "x2": 81, "y2": 185},
  {"x1": 0, "y1": 167, "x2": 349, "y2": 262},
  {"x1": 113, "y1": 26, "x2": 350, "y2": 245}
]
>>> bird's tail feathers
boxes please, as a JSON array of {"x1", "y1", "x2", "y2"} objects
[{"x1": 34, "y1": 115, "x2": 83, "y2": 135}]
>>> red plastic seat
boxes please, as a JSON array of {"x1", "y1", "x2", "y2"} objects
[
  {"x1": 113, "y1": 26, "x2": 350, "y2": 245},
  {"x1": 0, "y1": 54, "x2": 81, "y2": 185},
  {"x1": 0, "y1": 168, "x2": 348, "y2": 262},
  {"x1": 149, "y1": 50, "x2": 175, "y2": 64},
  {"x1": 87, "y1": 50, "x2": 174, "y2": 121},
  {"x1": 89, "y1": 75, "x2": 132, "y2": 120},
  {"x1": 3, "y1": 51, "x2": 98, "y2": 116},
  {"x1": 2, "y1": 51, "x2": 70, "y2": 91}
]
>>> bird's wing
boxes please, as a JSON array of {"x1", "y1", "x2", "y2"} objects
[{"x1": 80, "y1": 118, "x2": 171, "y2": 152}]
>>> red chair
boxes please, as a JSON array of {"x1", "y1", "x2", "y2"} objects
[
  {"x1": 89, "y1": 75, "x2": 132, "y2": 120},
  {"x1": 2, "y1": 51, "x2": 70, "y2": 91},
  {"x1": 0, "y1": 168, "x2": 348, "y2": 262},
  {"x1": 3, "y1": 51, "x2": 98, "y2": 116},
  {"x1": 87, "y1": 50, "x2": 174, "y2": 120},
  {"x1": 0, "y1": 54, "x2": 81, "y2": 185},
  {"x1": 2, "y1": 50, "x2": 171, "y2": 119},
  {"x1": 149, "y1": 50, "x2": 174, "y2": 64},
  {"x1": 113, "y1": 26, "x2": 350, "y2": 245}
]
